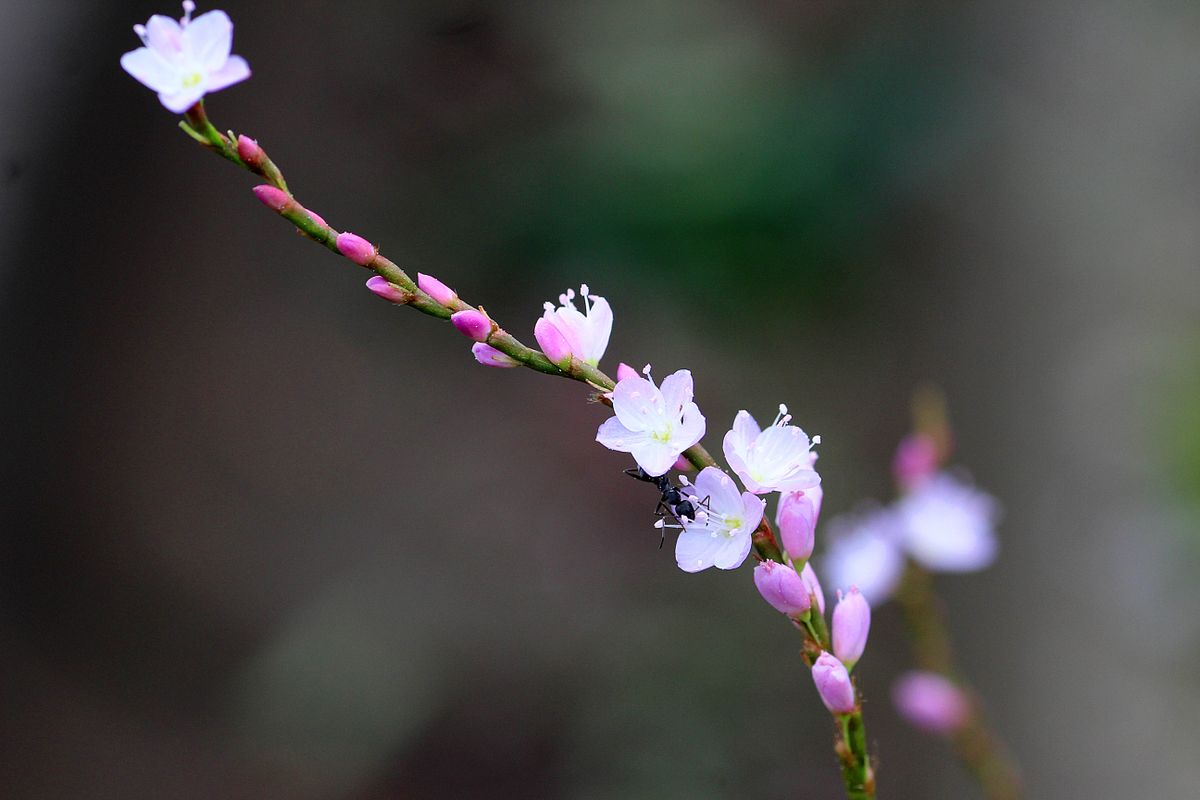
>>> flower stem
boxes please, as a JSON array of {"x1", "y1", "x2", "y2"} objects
[
  {"x1": 897, "y1": 563, "x2": 1022, "y2": 799},
  {"x1": 836, "y1": 709, "x2": 875, "y2": 800},
  {"x1": 177, "y1": 106, "x2": 731, "y2": 501}
]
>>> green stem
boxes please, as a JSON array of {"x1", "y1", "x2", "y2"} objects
[
  {"x1": 897, "y1": 563, "x2": 1022, "y2": 799},
  {"x1": 835, "y1": 710, "x2": 874, "y2": 799}
]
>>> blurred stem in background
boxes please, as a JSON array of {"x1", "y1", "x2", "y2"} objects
[{"x1": 897, "y1": 390, "x2": 1023, "y2": 800}]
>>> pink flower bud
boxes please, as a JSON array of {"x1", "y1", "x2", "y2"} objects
[
  {"x1": 892, "y1": 671, "x2": 970, "y2": 735},
  {"x1": 252, "y1": 184, "x2": 291, "y2": 212},
  {"x1": 893, "y1": 433, "x2": 939, "y2": 490},
  {"x1": 777, "y1": 490, "x2": 817, "y2": 563},
  {"x1": 831, "y1": 587, "x2": 870, "y2": 669},
  {"x1": 336, "y1": 232, "x2": 377, "y2": 266},
  {"x1": 801, "y1": 561, "x2": 825, "y2": 615},
  {"x1": 535, "y1": 317, "x2": 572, "y2": 366},
  {"x1": 616, "y1": 362, "x2": 639, "y2": 382},
  {"x1": 365, "y1": 276, "x2": 408, "y2": 304},
  {"x1": 673, "y1": 455, "x2": 693, "y2": 472},
  {"x1": 812, "y1": 651, "x2": 856, "y2": 714},
  {"x1": 417, "y1": 272, "x2": 457, "y2": 306},
  {"x1": 237, "y1": 134, "x2": 265, "y2": 168},
  {"x1": 472, "y1": 342, "x2": 520, "y2": 368},
  {"x1": 753, "y1": 560, "x2": 812, "y2": 617},
  {"x1": 451, "y1": 309, "x2": 493, "y2": 342}
]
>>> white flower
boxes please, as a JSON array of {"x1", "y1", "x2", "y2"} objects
[
  {"x1": 822, "y1": 507, "x2": 905, "y2": 604},
  {"x1": 541, "y1": 284, "x2": 612, "y2": 367},
  {"x1": 895, "y1": 472, "x2": 999, "y2": 572},
  {"x1": 596, "y1": 368, "x2": 705, "y2": 476},
  {"x1": 121, "y1": 2, "x2": 251, "y2": 113},
  {"x1": 674, "y1": 467, "x2": 765, "y2": 573},
  {"x1": 722, "y1": 405, "x2": 821, "y2": 494}
]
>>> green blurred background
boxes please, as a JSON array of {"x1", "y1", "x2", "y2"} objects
[{"x1": 3, "y1": 1, "x2": 1199, "y2": 797}]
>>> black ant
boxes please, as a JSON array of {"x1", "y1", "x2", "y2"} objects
[{"x1": 624, "y1": 466, "x2": 710, "y2": 548}]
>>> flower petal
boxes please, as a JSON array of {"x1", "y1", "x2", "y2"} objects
[
  {"x1": 145, "y1": 14, "x2": 185, "y2": 57},
  {"x1": 596, "y1": 417, "x2": 642, "y2": 453},
  {"x1": 674, "y1": 402, "x2": 706, "y2": 451},
  {"x1": 675, "y1": 529, "x2": 726, "y2": 573},
  {"x1": 739, "y1": 492, "x2": 765, "y2": 534},
  {"x1": 630, "y1": 440, "x2": 681, "y2": 477},
  {"x1": 185, "y1": 10, "x2": 234, "y2": 71},
  {"x1": 158, "y1": 85, "x2": 206, "y2": 113},
  {"x1": 711, "y1": 532, "x2": 753, "y2": 570},
  {"x1": 121, "y1": 47, "x2": 178, "y2": 93},
  {"x1": 582, "y1": 295, "x2": 613, "y2": 364},
  {"x1": 693, "y1": 467, "x2": 742, "y2": 517},
  {"x1": 205, "y1": 55, "x2": 250, "y2": 92},
  {"x1": 659, "y1": 369, "x2": 693, "y2": 416},
  {"x1": 610, "y1": 376, "x2": 661, "y2": 433}
]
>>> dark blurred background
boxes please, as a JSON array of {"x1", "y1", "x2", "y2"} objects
[{"x1": 3, "y1": 1, "x2": 1199, "y2": 797}]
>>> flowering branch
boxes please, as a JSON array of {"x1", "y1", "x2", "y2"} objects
[{"x1": 123, "y1": 6, "x2": 882, "y2": 798}]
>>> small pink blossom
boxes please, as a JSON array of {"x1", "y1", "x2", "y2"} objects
[
  {"x1": 595, "y1": 368, "x2": 705, "y2": 477},
  {"x1": 252, "y1": 184, "x2": 291, "y2": 212},
  {"x1": 674, "y1": 467, "x2": 764, "y2": 573},
  {"x1": 417, "y1": 273, "x2": 457, "y2": 306},
  {"x1": 776, "y1": 489, "x2": 818, "y2": 563},
  {"x1": 365, "y1": 276, "x2": 408, "y2": 304},
  {"x1": 534, "y1": 318, "x2": 572, "y2": 366},
  {"x1": 541, "y1": 284, "x2": 612, "y2": 366},
  {"x1": 121, "y1": 2, "x2": 251, "y2": 113},
  {"x1": 723, "y1": 406, "x2": 821, "y2": 495},
  {"x1": 831, "y1": 587, "x2": 870, "y2": 670},
  {"x1": 892, "y1": 671, "x2": 970, "y2": 735},
  {"x1": 236, "y1": 134, "x2": 264, "y2": 168},
  {"x1": 471, "y1": 342, "x2": 519, "y2": 368},
  {"x1": 812, "y1": 651, "x2": 856, "y2": 714},
  {"x1": 616, "y1": 362, "x2": 639, "y2": 382},
  {"x1": 753, "y1": 560, "x2": 812, "y2": 617},
  {"x1": 451, "y1": 309, "x2": 493, "y2": 342},
  {"x1": 335, "y1": 232, "x2": 376, "y2": 266}
]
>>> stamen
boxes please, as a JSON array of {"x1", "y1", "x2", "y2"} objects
[
  {"x1": 543, "y1": 301, "x2": 555, "y2": 312},
  {"x1": 558, "y1": 293, "x2": 570, "y2": 305},
  {"x1": 181, "y1": 0, "x2": 195, "y2": 24},
  {"x1": 813, "y1": 434, "x2": 822, "y2": 445},
  {"x1": 678, "y1": 475, "x2": 690, "y2": 486},
  {"x1": 579, "y1": 283, "x2": 589, "y2": 297},
  {"x1": 565, "y1": 288, "x2": 575, "y2": 300},
  {"x1": 133, "y1": 23, "x2": 148, "y2": 44}
]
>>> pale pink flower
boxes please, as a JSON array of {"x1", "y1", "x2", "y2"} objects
[
  {"x1": 896, "y1": 472, "x2": 999, "y2": 572},
  {"x1": 822, "y1": 508, "x2": 905, "y2": 605},
  {"x1": 723, "y1": 406, "x2": 821, "y2": 494},
  {"x1": 892, "y1": 671, "x2": 970, "y2": 735},
  {"x1": 595, "y1": 368, "x2": 705, "y2": 477},
  {"x1": 541, "y1": 284, "x2": 612, "y2": 366},
  {"x1": 674, "y1": 467, "x2": 764, "y2": 573},
  {"x1": 121, "y1": 2, "x2": 250, "y2": 113}
]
